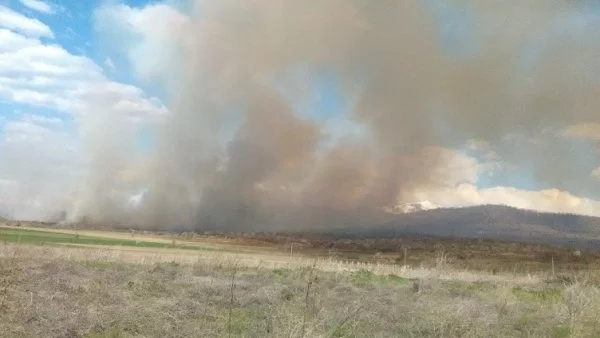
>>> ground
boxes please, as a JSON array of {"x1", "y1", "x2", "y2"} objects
[{"x1": 1, "y1": 223, "x2": 600, "y2": 337}]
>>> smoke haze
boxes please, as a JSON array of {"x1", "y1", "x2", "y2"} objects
[{"x1": 67, "y1": 0, "x2": 600, "y2": 230}]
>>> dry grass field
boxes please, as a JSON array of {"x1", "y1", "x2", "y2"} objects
[{"x1": 2, "y1": 224, "x2": 600, "y2": 337}]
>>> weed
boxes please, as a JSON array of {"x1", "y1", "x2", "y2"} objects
[
  {"x1": 271, "y1": 268, "x2": 292, "y2": 280},
  {"x1": 81, "y1": 261, "x2": 118, "y2": 270},
  {"x1": 349, "y1": 269, "x2": 409, "y2": 286},
  {"x1": 329, "y1": 324, "x2": 356, "y2": 338},
  {"x1": 150, "y1": 261, "x2": 180, "y2": 279},
  {"x1": 512, "y1": 286, "x2": 563, "y2": 303},
  {"x1": 2, "y1": 243, "x2": 600, "y2": 338},
  {"x1": 84, "y1": 328, "x2": 130, "y2": 338},
  {"x1": 443, "y1": 280, "x2": 493, "y2": 296},
  {"x1": 553, "y1": 325, "x2": 571, "y2": 338},
  {"x1": 280, "y1": 287, "x2": 295, "y2": 301},
  {"x1": 223, "y1": 308, "x2": 263, "y2": 336},
  {"x1": 513, "y1": 315, "x2": 535, "y2": 333},
  {"x1": 301, "y1": 261, "x2": 317, "y2": 337}
]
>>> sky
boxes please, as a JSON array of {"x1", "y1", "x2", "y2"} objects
[{"x1": 0, "y1": 0, "x2": 600, "y2": 223}]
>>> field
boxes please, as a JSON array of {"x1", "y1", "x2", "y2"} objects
[{"x1": 1, "y1": 223, "x2": 600, "y2": 337}]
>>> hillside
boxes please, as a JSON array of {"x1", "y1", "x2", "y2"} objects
[
  {"x1": 344, "y1": 205, "x2": 600, "y2": 249},
  {"x1": 9, "y1": 204, "x2": 600, "y2": 249}
]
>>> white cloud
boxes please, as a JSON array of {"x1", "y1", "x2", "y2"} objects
[
  {"x1": 0, "y1": 8, "x2": 168, "y2": 220},
  {"x1": 20, "y1": 0, "x2": 55, "y2": 14},
  {"x1": 389, "y1": 147, "x2": 600, "y2": 216},
  {"x1": 413, "y1": 147, "x2": 483, "y2": 189},
  {"x1": 94, "y1": 2, "x2": 188, "y2": 81},
  {"x1": 0, "y1": 44, "x2": 103, "y2": 78},
  {"x1": 21, "y1": 113, "x2": 64, "y2": 127},
  {"x1": 76, "y1": 81, "x2": 168, "y2": 123},
  {"x1": 0, "y1": 88, "x2": 73, "y2": 110},
  {"x1": 0, "y1": 29, "x2": 166, "y2": 119},
  {"x1": 409, "y1": 182, "x2": 600, "y2": 217},
  {"x1": 0, "y1": 5, "x2": 53, "y2": 38},
  {"x1": 0, "y1": 28, "x2": 40, "y2": 52},
  {"x1": 104, "y1": 57, "x2": 115, "y2": 70}
]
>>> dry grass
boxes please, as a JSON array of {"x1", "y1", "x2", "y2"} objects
[
  {"x1": 0, "y1": 243, "x2": 545, "y2": 285},
  {"x1": 1, "y1": 243, "x2": 600, "y2": 337},
  {"x1": 6, "y1": 222, "x2": 600, "y2": 277}
]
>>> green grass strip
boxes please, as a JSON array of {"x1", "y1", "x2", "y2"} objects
[{"x1": 0, "y1": 227, "x2": 214, "y2": 251}]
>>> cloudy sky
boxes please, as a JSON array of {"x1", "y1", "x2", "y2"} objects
[
  {"x1": 0, "y1": 0, "x2": 599, "y2": 223},
  {"x1": 0, "y1": 0, "x2": 168, "y2": 220}
]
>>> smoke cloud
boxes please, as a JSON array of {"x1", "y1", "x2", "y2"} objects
[{"x1": 77, "y1": 0, "x2": 600, "y2": 230}]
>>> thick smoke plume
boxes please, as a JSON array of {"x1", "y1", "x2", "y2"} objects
[{"x1": 74, "y1": 0, "x2": 600, "y2": 230}]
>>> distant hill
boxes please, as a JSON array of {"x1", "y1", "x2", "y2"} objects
[
  {"x1": 337, "y1": 205, "x2": 600, "y2": 249},
  {"x1": 18, "y1": 203, "x2": 600, "y2": 250}
]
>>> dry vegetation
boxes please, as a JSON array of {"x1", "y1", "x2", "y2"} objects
[
  {"x1": 189, "y1": 232, "x2": 600, "y2": 273},
  {"x1": 11, "y1": 220, "x2": 600, "y2": 275},
  {"x1": 1, "y1": 242, "x2": 600, "y2": 338}
]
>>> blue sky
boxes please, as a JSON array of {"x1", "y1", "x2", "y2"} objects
[{"x1": 1, "y1": 0, "x2": 600, "y2": 220}]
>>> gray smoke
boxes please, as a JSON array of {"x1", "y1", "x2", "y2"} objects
[{"x1": 75, "y1": 0, "x2": 600, "y2": 230}]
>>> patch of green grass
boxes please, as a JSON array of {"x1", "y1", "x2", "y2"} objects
[
  {"x1": 0, "y1": 227, "x2": 214, "y2": 251},
  {"x1": 81, "y1": 261, "x2": 120, "y2": 270},
  {"x1": 348, "y1": 269, "x2": 409, "y2": 287},
  {"x1": 386, "y1": 274, "x2": 409, "y2": 285},
  {"x1": 553, "y1": 325, "x2": 571, "y2": 338},
  {"x1": 220, "y1": 308, "x2": 264, "y2": 336},
  {"x1": 271, "y1": 268, "x2": 292, "y2": 280},
  {"x1": 84, "y1": 328, "x2": 133, "y2": 338},
  {"x1": 443, "y1": 280, "x2": 493, "y2": 296},
  {"x1": 513, "y1": 315, "x2": 535, "y2": 333},
  {"x1": 512, "y1": 286, "x2": 563, "y2": 303},
  {"x1": 330, "y1": 324, "x2": 358, "y2": 338}
]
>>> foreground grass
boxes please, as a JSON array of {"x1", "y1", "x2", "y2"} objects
[
  {"x1": 1, "y1": 244, "x2": 600, "y2": 337},
  {"x1": 0, "y1": 227, "x2": 215, "y2": 251}
]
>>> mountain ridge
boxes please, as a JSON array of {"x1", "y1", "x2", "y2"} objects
[{"x1": 334, "y1": 204, "x2": 600, "y2": 249}]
